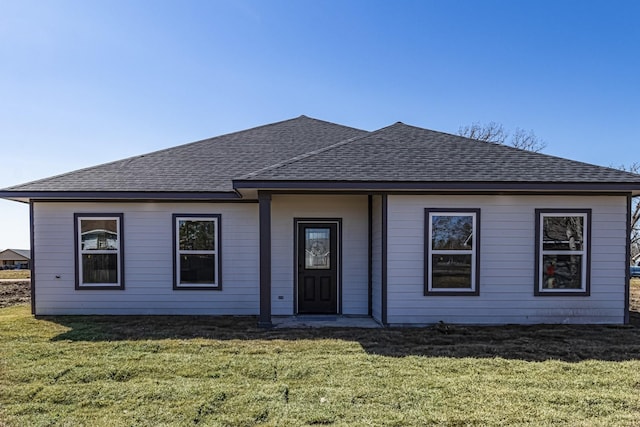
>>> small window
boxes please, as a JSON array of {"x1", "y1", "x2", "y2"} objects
[
  {"x1": 424, "y1": 208, "x2": 480, "y2": 296},
  {"x1": 74, "y1": 213, "x2": 124, "y2": 289},
  {"x1": 535, "y1": 210, "x2": 591, "y2": 296},
  {"x1": 173, "y1": 214, "x2": 221, "y2": 290}
]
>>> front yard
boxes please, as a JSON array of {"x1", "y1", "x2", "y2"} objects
[{"x1": 0, "y1": 281, "x2": 639, "y2": 426}]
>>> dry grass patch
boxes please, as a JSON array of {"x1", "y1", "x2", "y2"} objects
[{"x1": 0, "y1": 270, "x2": 30, "y2": 280}]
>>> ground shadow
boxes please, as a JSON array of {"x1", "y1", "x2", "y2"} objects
[{"x1": 43, "y1": 312, "x2": 640, "y2": 363}]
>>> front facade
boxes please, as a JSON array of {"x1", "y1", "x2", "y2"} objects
[{"x1": 2, "y1": 116, "x2": 639, "y2": 325}]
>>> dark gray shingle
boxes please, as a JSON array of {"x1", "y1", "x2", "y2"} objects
[
  {"x1": 238, "y1": 123, "x2": 640, "y2": 184},
  {"x1": 3, "y1": 118, "x2": 640, "y2": 197},
  {"x1": 3, "y1": 116, "x2": 367, "y2": 193}
]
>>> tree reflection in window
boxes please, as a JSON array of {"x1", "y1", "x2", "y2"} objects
[
  {"x1": 174, "y1": 216, "x2": 220, "y2": 288},
  {"x1": 426, "y1": 210, "x2": 479, "y2": 295},
  {"x1": 432, "y1": 215, "x2": 473, "y2": 250},
  {"x1": 179, "y1": 220, "x2": 215, "y2": 251},
  {"x1": 540, "y1": 214, "x2": 587, "y2": 291}
]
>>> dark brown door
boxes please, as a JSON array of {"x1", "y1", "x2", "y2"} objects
[{"x1": 297, "y1": 223, "x2": 338, "y2": 314}]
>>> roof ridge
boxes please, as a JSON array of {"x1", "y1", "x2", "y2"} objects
[
  {"x1": 235, "y1": 123, "x2": 407, "y2": 180},
  {"x1": 294, "y1": 114, "x2": 366, "y2": 133},
  {"x1": 236, "y1": 132, "x2": 370, "y2": 180}
]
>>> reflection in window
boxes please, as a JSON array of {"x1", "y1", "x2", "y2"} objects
[
  {"x1": 179, "y1": 220, "x2": 215, "y2": 251},
  {"x1": 75, "y1": 214, "x2": 123, "y2": 288},
  {"x1": 425, "y1": 210, "x2": 479, "y2": 295},
  {"x1": 305, "y1": 228, "x2": 331, "y2": 269},
  {"x1": 174, "y1": 215, "x2": 220, "y2": 288},
  {"x1": 81, "y1": 219, "x2": 118, "y2": 250},
  {"x1": 537, "y1": 212, "x2": 589, "y2": 294},
  {"x1": 431, "y1": 254, "x2": 472, "y2": 288}
]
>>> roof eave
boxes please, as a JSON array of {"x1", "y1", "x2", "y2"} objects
[
  {"x1": 232, "y1": 179, "x2": 640, "y2": 195},
  {"x1": 0, "y1": 191, "x2": 243, "y2": 203}
]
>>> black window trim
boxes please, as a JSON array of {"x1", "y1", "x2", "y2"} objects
[
  {"x1": 424, "y1": 208, "x2": 481, "y2": 296},
  {"x1": 172, "y1": 213, "x2": 222, "y2": 291},
  {"x1": 74, "y1": 212, "x2": 125, "y2": 290},
  {"x1": 534, "y1": 208, "x2": 591, "y2": 297}
]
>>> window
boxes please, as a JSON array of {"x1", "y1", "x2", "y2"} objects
[
  {"x1": 535, "y1": 209, "x2": 591, "y2": 296},
  {"x1": 74, "y1": 213, "x2": 124, "y2": 289},
  {"x1": 424, "y1": 208, "x2": 480, "y2": 295},
  {"x1": 173, "y1": 214, "x2": 221, "y2": 289}
]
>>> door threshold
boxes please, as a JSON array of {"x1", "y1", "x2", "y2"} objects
[{"x1": 295, "y1": 315, "x2": 339, "y2": 321}]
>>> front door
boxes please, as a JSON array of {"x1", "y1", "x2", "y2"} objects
[{"x1": 297, "y1": 222, "x2": 338, "y2": 314}]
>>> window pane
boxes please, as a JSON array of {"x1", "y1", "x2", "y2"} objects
[
  {"x1": 431, "y1": 254, "x2": 472, "y2": 288},
  {"x1": 180, "y1": 254, "x2": 215, "y2": 284},
  {"x1": 542, "y1": 254, "x2": 582, "y2": 289},
  {"x1": 305, "y1": 228, "x2": 330, "y2": 269},
  {"x1": 542, "y1": 216, "x2": 583, "y2": 251},
  {"x1": 81, "y1": 220, "x2": 118, "y2": 250},
  {"x1": 432, "y1": 215, "x2": 473, "y2": 250},
  {"x1": 179, "y1": 220, "x2": 215, "y2": 250},
  {"x1": 82, "y1": 254, "x2": 118, "y2": 283}
]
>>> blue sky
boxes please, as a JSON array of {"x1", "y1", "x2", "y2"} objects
[{"x1": 1, "y1": 0, "x2": 639, "y2": 249}]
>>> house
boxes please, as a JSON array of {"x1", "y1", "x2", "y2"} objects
[
  {"x1": 1, "y1": 115, "x2": 640, "y2": 325},
  {"x1": 0, "y1": 249, "x2": 31, "y2": 269}
]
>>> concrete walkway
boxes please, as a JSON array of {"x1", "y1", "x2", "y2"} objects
[
  {"x1": 272, "y1": 315, "x2": 382, "y2": 329},
  {"x1": 0, "y1": 279, "x2": 30, "y2": 283}
]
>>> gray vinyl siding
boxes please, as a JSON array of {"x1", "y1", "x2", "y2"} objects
[
  {"x1": 371, "y1": 195, "x2": 383, "y2": 323},
  {"x1": 270, "y1": 195, "x2": 369, "y2": 315},
  {"x1": 386, "y1": 194, "x2": 628, "y2": 325},
  {"x1": 33, "y1": 202, "x2": 259, "y2": 315}
]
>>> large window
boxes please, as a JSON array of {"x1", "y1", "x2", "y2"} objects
[
  {"x1": 535, "y1": 209, "x2": 590, "y2": 296},
  {"x1": 74, "y1": 213, "x2": 124, "y2": 289},
  {"x1": 173, "y1": 214, "x2": 221, "y2": 290},
  {"x1": 424, "y1": 208, "x2": 480, "y2": 296}
]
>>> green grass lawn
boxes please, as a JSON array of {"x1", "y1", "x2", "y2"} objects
[{"x1": 2, "y1": 307, "x2": 640, "y2": 426}]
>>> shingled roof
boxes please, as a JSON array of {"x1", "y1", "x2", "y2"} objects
[
  {"x1": 2, "y1": 116, "x2": 640, "y2": 199},
  {"x1": 235, "y1": 122, "x2": 640, "y2": 191},
  {"x1": 1, "y1": 116, "x2": 366, "y2": 196}
]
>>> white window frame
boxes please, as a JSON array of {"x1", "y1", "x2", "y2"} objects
[
  {"x1": 75, "y1": 213, "x2": 124, "y2": 289},
  {"x1": 425, "y1": 209, "x2": 480, "y2": 296},
  {"x1": 173, "y1": 215, "x2": 221, "y2": 290},
  {"x1": 536, "y1": 210, "x2": 590, "y2": 296}
]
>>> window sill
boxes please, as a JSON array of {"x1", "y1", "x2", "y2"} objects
[{"x1": 424, "y1": 289, "x2": 479, "y2": 296}]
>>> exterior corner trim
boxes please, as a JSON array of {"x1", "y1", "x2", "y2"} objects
[
  {"x1": 381, "y1": 194, "x2": 388, "y2": 325},
  {"x1": 29, "y1": 202, "x2": 36, "y2": 315}
]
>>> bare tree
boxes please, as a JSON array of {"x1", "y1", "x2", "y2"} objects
[
  {"x1": 457, "y1": 122, "x2": 507, "y2": 145},
  {"x1": 617, "y1": 162, "x2": 640, "y2": 265},
  {"x1": 458, "y1": 122, "x2": 547, "y2": 153}
]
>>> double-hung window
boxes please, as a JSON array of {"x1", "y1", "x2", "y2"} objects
[
  {"x1": 173, "y1": 214, "x2": 221, "y2": 289},
  {"x1": 425, "y1": 208, "x2": 480, "y2": 295},
  {"x1": 74, "y1": 213, "x2": 124, "y2": 289},
  {"x1": 535, "y1": 209, "x2": 590, "y2": 296}
]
